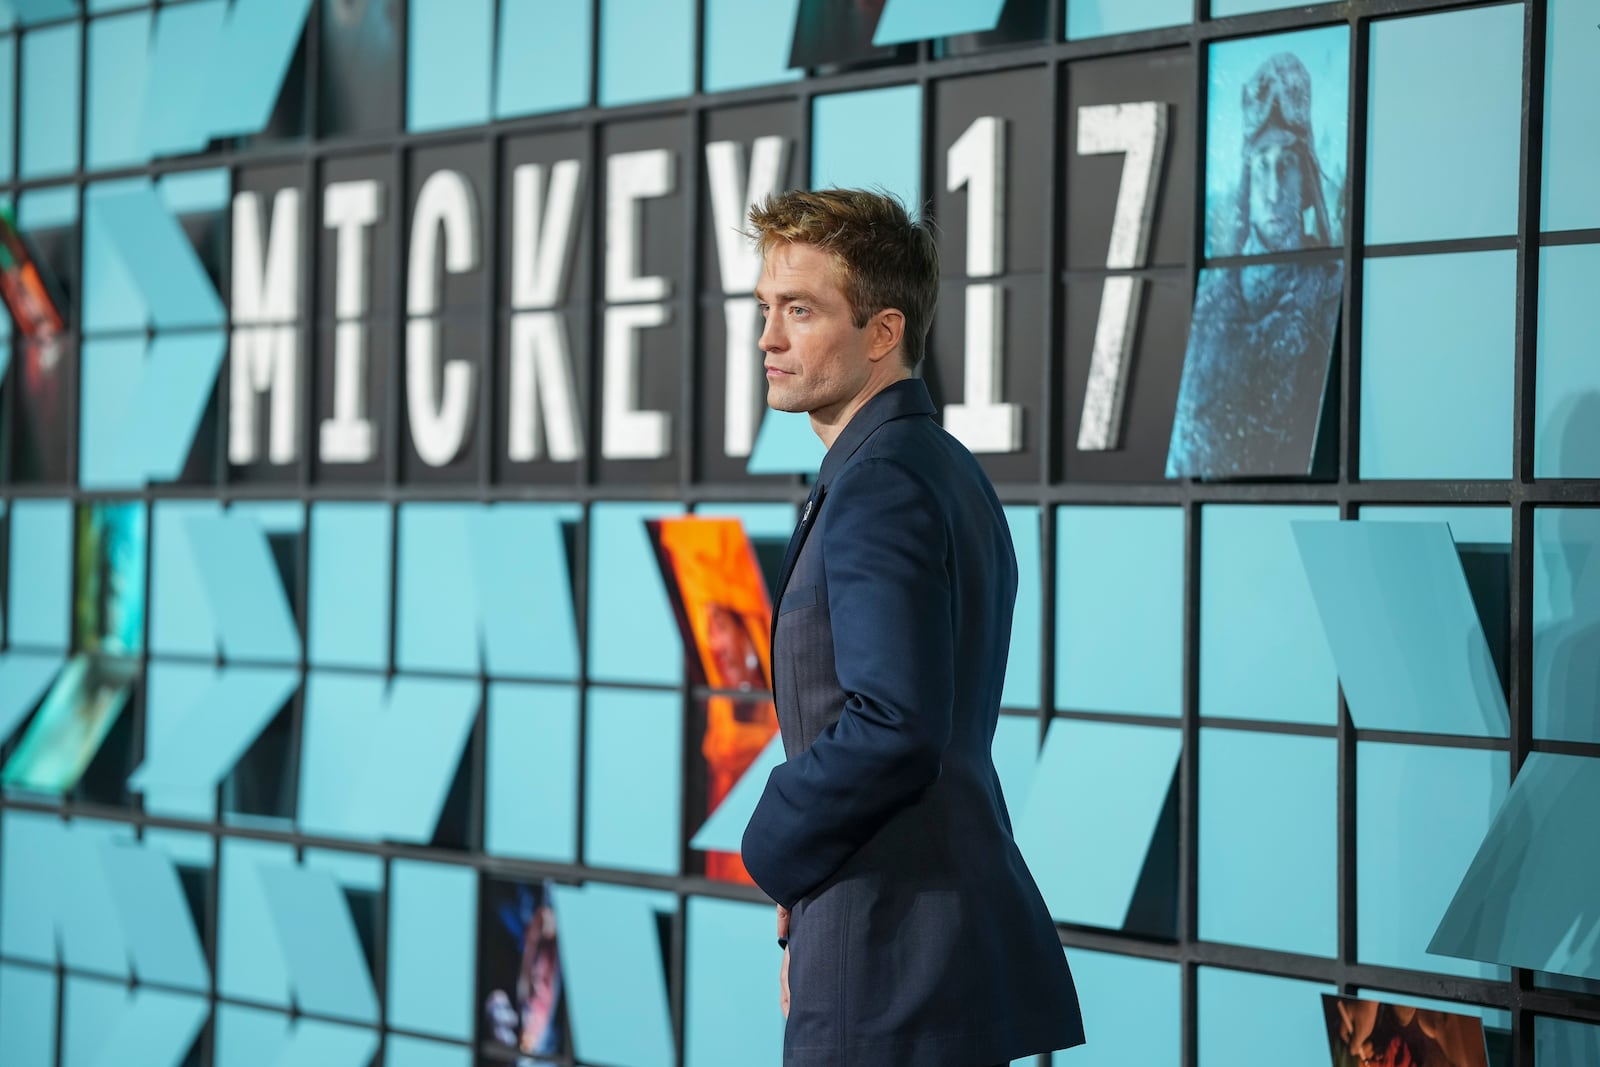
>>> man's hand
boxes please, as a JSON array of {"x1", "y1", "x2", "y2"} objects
[{"x1": 777, "y1": 905, "x2": 791, "y2": 1018}]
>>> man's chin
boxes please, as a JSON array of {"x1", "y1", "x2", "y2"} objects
[{"x1": 765, "y1": 389, "x2": 806, "y2": 414}]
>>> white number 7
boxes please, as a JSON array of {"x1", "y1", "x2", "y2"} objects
[{"x1": 1074, "y1": 102, "x2": 1169, "y2": 452}]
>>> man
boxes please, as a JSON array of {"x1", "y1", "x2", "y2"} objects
[{"x1": 739, "y1": 188, "x2": 1084, "y2": 1067}]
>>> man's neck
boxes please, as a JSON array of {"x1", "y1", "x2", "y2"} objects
[{"x1": 810, "y1": 368, "x2": 912, "y2": 450}]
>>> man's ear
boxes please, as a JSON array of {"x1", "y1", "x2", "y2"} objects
[{"x1": 866, "y1": 308, "x2": 906, "y2": 364}]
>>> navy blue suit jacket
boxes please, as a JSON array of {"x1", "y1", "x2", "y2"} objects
[{"x1": 742, "y1": 379, "x2": 1084, "y2": 1066}]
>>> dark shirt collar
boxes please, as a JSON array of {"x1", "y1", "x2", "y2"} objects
[{"x1": 816, "y1": 377, "x2": 936, "y2": 487}]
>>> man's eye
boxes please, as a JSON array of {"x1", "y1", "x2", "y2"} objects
[{"x1": 791, "y1": 306, "x2": 809, "y2": 317}]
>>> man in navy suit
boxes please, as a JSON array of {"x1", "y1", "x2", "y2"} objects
[{"x1": 740, "y1": 188, "x2": 1084, "y2": 1066}]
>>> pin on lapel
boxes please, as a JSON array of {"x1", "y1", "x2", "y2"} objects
[{"x1": 802, "y1": 498, "x2": 814, "y2": 524}]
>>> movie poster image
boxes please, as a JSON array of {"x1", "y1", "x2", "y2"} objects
[
  {"x1": 789, "y1": 0, "x2": 901, "y2": 69},
  {"x1": 1165, "y1": 259, "x2": 1342, "y2": 479},
  {"x1": 75, "y1": 501, "x2": 148, "y2": 658},
  {"x1": 1, "y1": 654, "x2": 135, "y2": 795},
  {"x1": 1204, "y1": 26, "x2": 1350, "y2": 259},
  {"x1": 1, "y1": 204, "x2": 73, "y2": 484},
  {"x1": 1322, "y1": 994, "x2": 1491, "y2": 1067},
  {"x1": 649, "y1": 517, "x2": 779, "y2": 885},
  {"x1": 480, "y1": 878, "x2": 566, "y2": 1063}
]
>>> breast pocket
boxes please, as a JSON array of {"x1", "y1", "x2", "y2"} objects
[{"x1": 778, "y1": 584, "x2": 818, "y2": 615}]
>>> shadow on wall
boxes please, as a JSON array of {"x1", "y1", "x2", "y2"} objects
[{"x1": 1534, "y1": 391, "x2": 1600, "y2": 744}]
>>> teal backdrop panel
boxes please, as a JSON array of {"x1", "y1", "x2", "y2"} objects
[
  {"x1": 1361, "y1": 505, "x2": 1511, "y2": 547},
  {"x1": 1003, "y1": 506, "x2": 1042, "y2": 709},
  {"x1": 1, "y1": 811, "x2": 61, "y2": 964},
  {"x1": 1430, "y1": 753, "x2": 1600, "y2": 980},
  {"x1": 1210, "y1": 0, "x2": 1308, "y2": 12},
  {"x1": 703, "y1": 0, "x2": 802, "y2": 94},
  {"x1": 588, "y1": 502, "x2": 683, "y2": 686},
  {"x1": 496, "y1": 0, "x2": 592, "y2": 117},
  {"x1": 406, "y1": 0, "x2": 493, "y2": 132},
  {"x1": 548, "y1": 883, "x2": 676, "y2": 1067},
  {"x1": 149, "y1": 501, "x2": 220, "y2": 657},
  {"x1": 143, "y1": 0, "x2": 225, "y2": 158},
  {"x1": 87, "y1": 9, "x2": 152, "y2": 171},
  {"x1": 100, "y1": 840, "x2": 211, "y2": 994},
  {"x1": 1197, "y1": 967, "x2": 1336, "y2": 1067},
  {"x1": 874, "y1": 0, "x2": 1007, "y2": 44},
  {"x1": 20, "y1": 22, "x2": 79, "y2": 179},
  {"x1": 1056, "y1": 506, "x2": 1185, "y2": 718},
  {"x1": 385, "y1": 1036, "x2": 472, "y2": 1067},
  {"x1": 684, "y1": 897, "x2": 786, "y2": 1067},
  {"x1": 1055, "y1": 950, "x2": 1181, "y2": 1067},
  {"x1": 7, "y1": 500, "x2": 71, "y2": 651},
  {"x1": 216, "y1": 837, "x2": 295, "y2": 1009},
  {"x1": 256, "y1": 863, "x2": 379, "y2": 1024},
  {"x1": 1201, "y1": 505, "x2": 1339, "y2": 725},
  {"x1": 485, "y1": 682, "x2": 580, "y2": 862},
  {"x1": 395, "y1": 503, "x2": 479, "y2": 675},
  {"x1": 1066, "y1": 0, "x2": 1190, "y2": 39},
  {"x1": 600, "y1": 0, "x2": 694, "y2": 107},
  {"x1": 1365, "y1": 4, "x2": 1524, "y2": 243},
  {"x1": 1538, "y1": 1017, "x2": 1600, "y2": 1066},
  {"x1": 387, "y1": 860, "x2": 477, "y2": 1042},
  {"x1": 1200, "y1": 729, "x2": 1336, "y2": 957},
  {"x1": 811, "y1": 85, "x2": 921, "y2": 205},
  {"x1": 0, "y1": 37, "x2": 12, "y2": 180},
  {"x1": 1357, "y1": 741, "x2": 1509, "y2": 979},
  {"x1": 583, "y1": 687, "x2": 683, "y2": 875},
  {"x1": 1541, "y1": 0, "x2": 1600, "y2": 232},
  {"x1": 1533, "y1": 507, "x2": 1600, "y2": 742},
  {"x1": 1535, "y1": 244, "x2": 1600, "y2": 478},
  {"x1": 1360, "y1": 250, "x2": 1515, "y2": 480},
  {"x1": 0, "y1": 963, "x2": 56, "y2": 1067},
  {"x1": 309, "y1": 502, "x2": 393, "y2": 671}
]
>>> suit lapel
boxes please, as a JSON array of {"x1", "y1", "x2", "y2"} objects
[{"x1": 772, "y1": 484, "x2": 825, "y2": 647}]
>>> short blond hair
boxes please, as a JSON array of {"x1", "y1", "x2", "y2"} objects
[{"x1": 747, "y1": 188, "x2": 939, "y2": 367}]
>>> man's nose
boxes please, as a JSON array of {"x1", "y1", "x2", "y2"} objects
[{"x1": 759, "y1": 315, "x2": 783, "y2": 352}]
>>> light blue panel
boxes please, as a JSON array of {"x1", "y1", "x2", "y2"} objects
[
  {"x1": 1295, "y1": 521, "x2": 1509, "y2": 737},
  {"x1": 302, "y1": 849, "x2": 385, "y2": 894},
  {"x1": 298, "y1": 672, "x2": 385, "y2": 839},
  {"x1": 387, "y1": 860, "x2": 477, "y2": 1042},
  {"x1": 1543, "y1": 1, "x2": 1600, "y2": 231},
  {"x1": 140, "y1": 829, "x2": 214, "y2": 878},
  {"x1": 1535, "y1": 245, "x2": 1600, "y2": 478},
  {"x1": 406, "y1": 0, "x2": 493, "y2": 132},
  {"x1": 160, "y1": 168, "x2": 229, "y2": 215},
  {"x1": 0, "y1": 811, "x2": 61, "y2": 964},
  {"x1": 495, "y1": 0, "x2": 591, "y2": 116},
  {"x1": 1430, "y1": 753, "x2": 1600, "y2": 979},
  {"x1": 584, "y1": 687, "x2": 683, "y2": 875},
  {"x1": 87, "y1": 11, "x2": 152, "y2": 171},
  {"x1": 81, "y1": 986, "x2": 208, "y2": 1067},
  {"x1": 1201, "y1": 506, "x2": 1339, "y2": 725},
  {"x1": 136, "y1": 331, "x2": 228, "y2": 481},
  {"x1": 1056, "y1": 506, "x2": 1185, "y2": 717},
  {"x1": 201, "y1": 0, "x2": 315, "y2": 139},
  {"x1": 99, "y1": 841, "x2": 209, "y2": 993},
  {"x1": 0, "y1": 38, "x2": 14, "y2": 180},
  {"x1": 685, "y1": 897, "x2": 784, "y2": 1067},
  {"x1": 1361, "y1": 506, "x2": 1512, "y2": 547},
  {"x1": 1365, "y1": 5, "x2": 1523, "y2": 243},
  {"x1": 1357, "y1": 741, "x2": 1509, "y2": 978},
  {"x1": 184, "y1": 511, "x2": 300, "y2": 662},
  {"x1": 1360, "y1": 251, "x2": 1515, "y2": 479},
  {"x1": 1066, "y1": 0, "x2": 1190, "y2": 40},
  {"x1": 342, "y1": 676, "x2": 479, "y2": 843},
  {"x1": 991, "y1": 713, "x2": 1041, "y2": 819},
  {"x1": 0, "y1": 339, "x2": 8, "y2": 382},
  {"x1": 470, "y1": 504, "x2": 582, "y2": 678},
  {"x1": 0, "y1": 964, "x2": 57, "y2": 1067},
  {"x1": 217, "y1": 837, "x2": 295, "y2": 1007},
  {"x1": 1538, "y1": 1017, "x2": 1600, "y2": 1066},
  {"x1": 56, "y1": 820, "x2": 135, "y2": 979},
  {"x1": 589, "y1": 503, "x2": 683, "y2": 685},
  {"x1": 88, "y1": 0, "x2": 145, "y2": 12},
  {"x1": 547, "y1": 883, "x2": 676, "y2": 1067},
  {"x1": 10, "y1": 0, "x2": 76, "y2": 22},
  {"x1": 875, "y1": 0, "x2": 1006, "y2": 43},
  {"x1": 278, "y1": 1019, "x2": 380, "y2": 1067},
  {"x1": 213, "y1": 1006, "x2": 290, "y2": 1067},
  {"x1": 90, "y1": 184, "x2": 225, "y2": 328},
  {"x1": 308, "y1": 503, "x2": 392, "y2": 671},
  {"x1": 747, "y1": 411, "x2": 825, "y2": 474},
  {"x1": 143, "y1": 0, "x2": 224, "y2": 158},
  {"x1": 1534, "y1": 507, "x2": 1600, "y2": 742},
  {"x1": 812, "y1": 86, "x2": 921, "y2": 207},
  {"x1": 83, "y1": 179, "x2": 151, "y2": 334},
  {"x1": 7, "y1": 500, "x2": 70, "y2": 651},
  {"x1": 20, "y1": 23, "x2": 80, "y2": 179},
  {"x1": 141, "y1": 662, "x2": 221, "y2": 821},
  {"x1": 1003, "y1": 506, "x2": 1042, "y2": 709},
  {"x1": 150, "y1": 501, "x2": 220, "y2": 656},
  {"x1": 485, "y1": 682, "x2": 579, "y2": 862},
  {"x1": 702, "y1": 0, "x2": 801, "y2": 93},
  {"x1": 1210, "y1": 0, "x2": 1308, "y2": 13},
  {"x1": 384, "y1": 1036, "x2": 472, "y2": 1067},
  {"x1": 131, "y1": 666, "x2": 298, "y2": 801},
  {"x1": 690, "y1": 732, "x2": 784, "y2": 853},
  {"x1": 18, "y1": 185, "x2": 77, "y2": 230},
  {"x1": 599, "y1": 0, "x2": 693, "y2": 107},
  {"x1": 60, "y1": 975, "x2": 125, "y2": 1067},
  {"x1": 1200, "y1": 729, "x2": 1336, "y2": 957},
  {"x1": 257, "y1": 864, "x2": 379, "y2": 1025},
  {"x1": 79, "y1": 336, "x2": 147, "y2": 488},
  {"x1": 0, "y1": 653, "x2": 61, "y2": 746},
  {"x1": 396, "y1": 503, "x2": 477, "y2": 674},
  {"x1": 693, "y1": 501, "x2": 798, "y2": 542},
  {"x1": 1055, "y1": 950, "x2": 1180, "y2": 1067},
  {"x1": 1015, "y1": 718, "x2": 1182, "y2": 927},
  {"x1": 1197, "y1": 968, "x2": 1334, "y2": 1067}
]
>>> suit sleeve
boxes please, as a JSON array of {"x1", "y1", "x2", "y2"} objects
[{"x1": 741, "y1": 457, "x2": 954, "y2": 909}]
